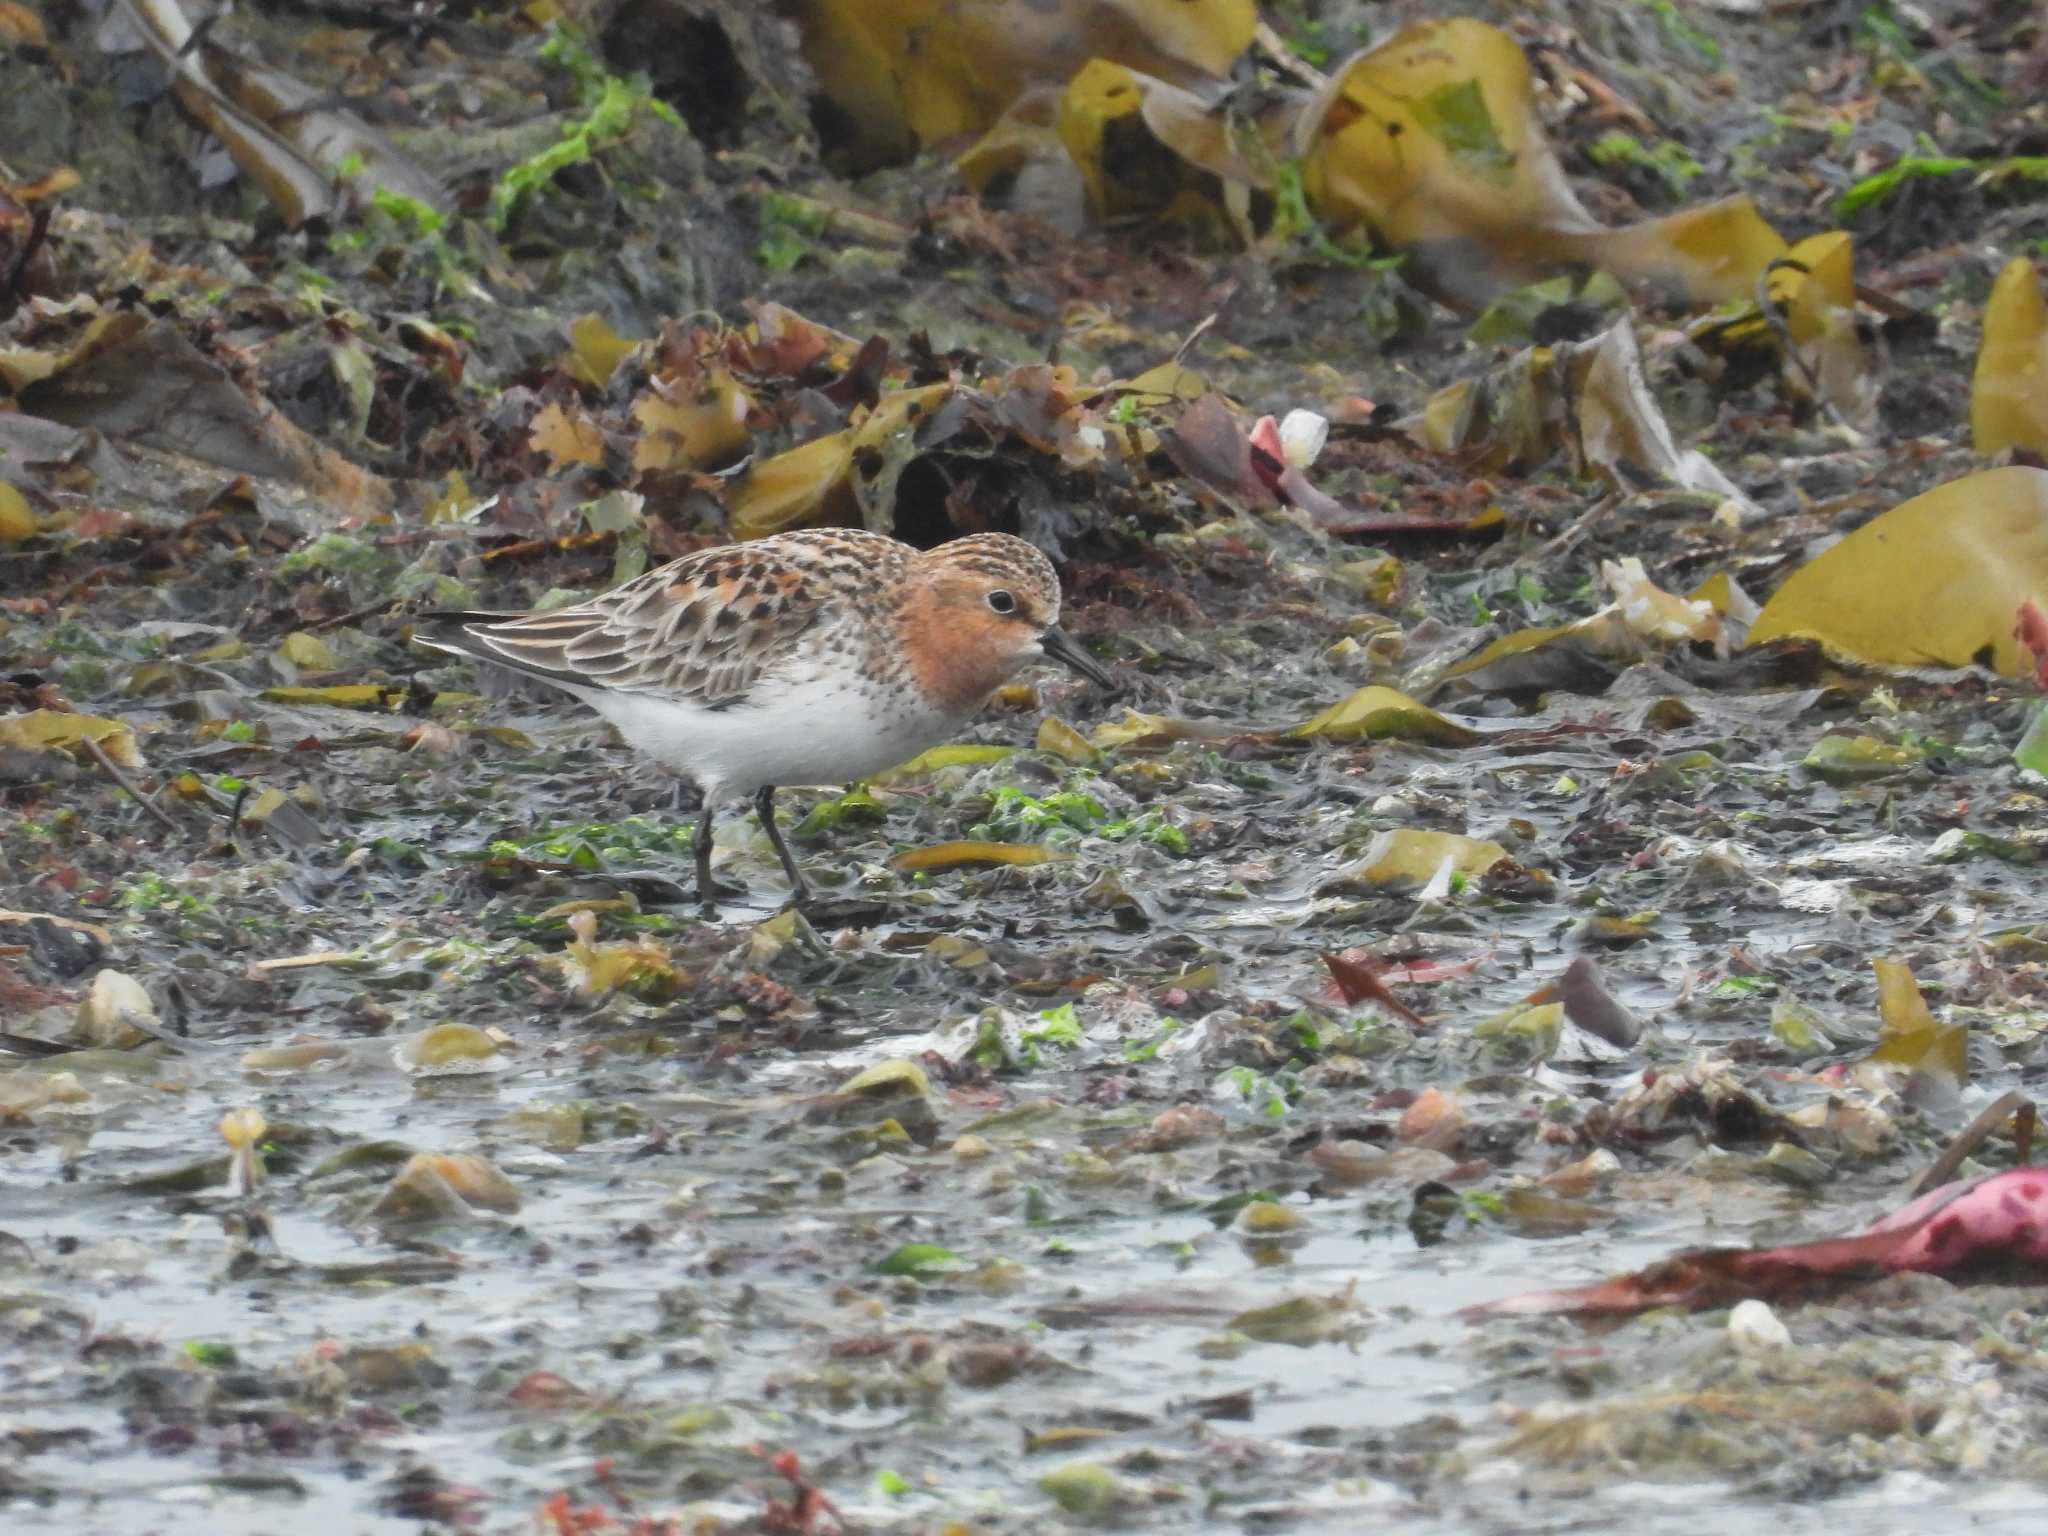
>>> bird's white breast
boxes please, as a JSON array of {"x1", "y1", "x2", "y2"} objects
[{"x1": 574, "y1": 662, "x2": 968, "y2": 802}]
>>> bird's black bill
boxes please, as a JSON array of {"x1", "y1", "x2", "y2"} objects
[{"x1": 1040, "y1": 627, "x2": 1114, "y2": 689}]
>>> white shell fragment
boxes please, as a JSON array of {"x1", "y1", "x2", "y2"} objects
[
  {"x1": 1278, "y1": 409, "x2": 1329, "y2": 468},
  {"x1": 1728, "y1": 1298, "x2": 1791, "y2": 1354}
]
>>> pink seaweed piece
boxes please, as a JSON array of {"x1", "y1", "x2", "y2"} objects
[{"x1": 1463, "y1": 1167, "x2": 2048, "y2": 1319}]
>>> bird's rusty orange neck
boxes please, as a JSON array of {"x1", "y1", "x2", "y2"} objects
[{"x1": 896, "y1": 581, "x2": 1031, "y2": 718}]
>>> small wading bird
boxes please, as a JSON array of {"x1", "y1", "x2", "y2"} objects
[{"x1": 414, "y1": 528, "x2": 1114, "y2": 910}]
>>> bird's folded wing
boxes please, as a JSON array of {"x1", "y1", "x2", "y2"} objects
[{"x1": 417, "y1": 554, "x2": 830, "y2": 707}]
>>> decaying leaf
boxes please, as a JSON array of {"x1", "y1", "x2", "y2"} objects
[
  {"x1": 1802, "y1": 734, "x2": 1922, "y2": 783},
  {"x1": 0, "y1": 709, "x2": 144, "y2": 767},
  {"x1": 1163, "y1": 392, "x2": 1274, "y2": 508},
  {"x1": 1089, "y1": 709, "x2": 1240, "y2": 750},
  {"x1": 734, "y1": 302, "x2": 864, "y2": 379},
  {"x1": 1054, "y1": 58, "x2": 1288, "y2": 238},
  {"x1": 869, "y1": 743, "x2": 1015, "y2": 783},
  {"x1": 256, "y1": 685, "x2": 408, "y2": 711},
  {"x1": 0, "y1": 0, "x2": 48, "y2": 46},
  {"x1": 369, "y1": 1152, "x2": 521, "y2": 1222},
  {"x1": 1566, "y1": 322, "x2": 1754, "y2": 511},
  {"x1": 1601, "y1": 557, "x2": 1725, "y2": 648},
  {"x1": 393, "y1": 1022, "x2": 505, "y2": 1075},
  {"x1": 0, "y1": 306, "x2": 146, "y2": 396},
  {"x1": 726, "y1": 383, "x2": 952, "y2": 538},
  {"x1": 1322, "y1": 952, "x2": 1432, "y2": 1030},
  {"x1": 1411, "y1": 318, "x2": 1755, "y2": 517},
  {"x1": 120, "y1": 0, "x2": 445, "y2": 227},
  {"x1": 1869, "y1": 956, "x2": 1967, "y2": 1088},
  {"x1": 840, "y1": 1058, "x2": 931, "y2": 1099},
  {"x1": 1037, "y1": 717, "x2": 1103, "y2": 765},
  {"x1": 563, "y1": 313, "x2": 638, "y2": 391},
  {"x1": 0, "y1": 482, "x2": 35, "y2": 543},
  {"x1": 240, "y1": 1040, "x2": 353, "y2": 1072},
  {"x1": 74, "y1": 969, "x2": 160, "y2": 1049},
  {"x1": 1443, "y1": 553, "x2": 1728, "y2": 690},
  {"x1": 529, "y1": 402, "x2": 608, "y2": 470},
  {"x1": 1348, "y1": 829, "x2": 1506, "y2": 890},
  {"x1": 1772, "y1": 232, "x2": 1878, "y2": 432},
  {"x1": 21, "y1": 319, "x2": 392, "y2": 516},
  {"x1": 554, "y1": 908, "x2": 685, "y2": 1001},
  {"x1": 632, "y1": 367, "x2": 752, "y2": 476},
  {"x1": 1225, "y1": 1287, "x2": 1357, "y2": 1345}
]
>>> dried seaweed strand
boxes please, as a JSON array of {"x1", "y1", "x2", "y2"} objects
[{"x1": 80, "y1": 734, "x2": 180, "y2": 832}]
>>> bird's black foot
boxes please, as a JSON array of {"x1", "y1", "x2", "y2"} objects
[
  {"x1": 789, "y1": 889, "x2": 895, "y2": 928},
  {"x1": 589, "y1": 868, "x2": 696, "y2": 906},
  {"x1": 695, "y1": 872, "x2": 750, "y2": 910}
]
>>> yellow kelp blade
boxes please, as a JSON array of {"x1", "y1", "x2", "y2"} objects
[
  {"x1": 1299, "y1": 19, "x2": 1784, "y2": 308},
  {"x1": 891, "y1": 840, "x2": 1070, "y2": 871},
  {"x1": 956, "y1": 86, "x2": 1064, "y2": 194},
  {"x1": 1972, "y1": 257, "x2": 2048, "y2": 457},
  {"x1": 796, "y1": 0, "x2": 1255, "y2": 170},
  {"x1": 1593, "y1": 196, "x2": 1788, "y2": 309},
  {"x1": 1776, "y1": 232, "x2": 1855, "y2": 348},
  {"x1": 1289, "y1": 686, "x2": 1480, "y2": 746},
  {"x1": 1747, "y1": 466, "x2": 2048, "y2": 677}
]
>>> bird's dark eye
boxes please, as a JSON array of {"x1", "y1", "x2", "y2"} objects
[{"x1": 986, "y1": 590, "x2": 1017, "y2": 615}]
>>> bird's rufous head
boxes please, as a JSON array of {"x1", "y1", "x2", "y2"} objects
[{"x1": 899, "y1": 534, "x2": 1111, "y2": 713}]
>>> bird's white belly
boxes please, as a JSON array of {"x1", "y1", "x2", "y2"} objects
[{"x1": 577, "y1": 672, "x2": 963, "y2": 800}]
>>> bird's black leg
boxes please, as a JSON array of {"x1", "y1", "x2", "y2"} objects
[
  {"x1": 686, "y1": 787, "x2": 748, "y2": 907},
  {"x1": 692, "y1": 798, "x2": 720, "y2": 908},
  {"x1": 753, "y1": 785, "x2": 815, "y2": 907}
]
